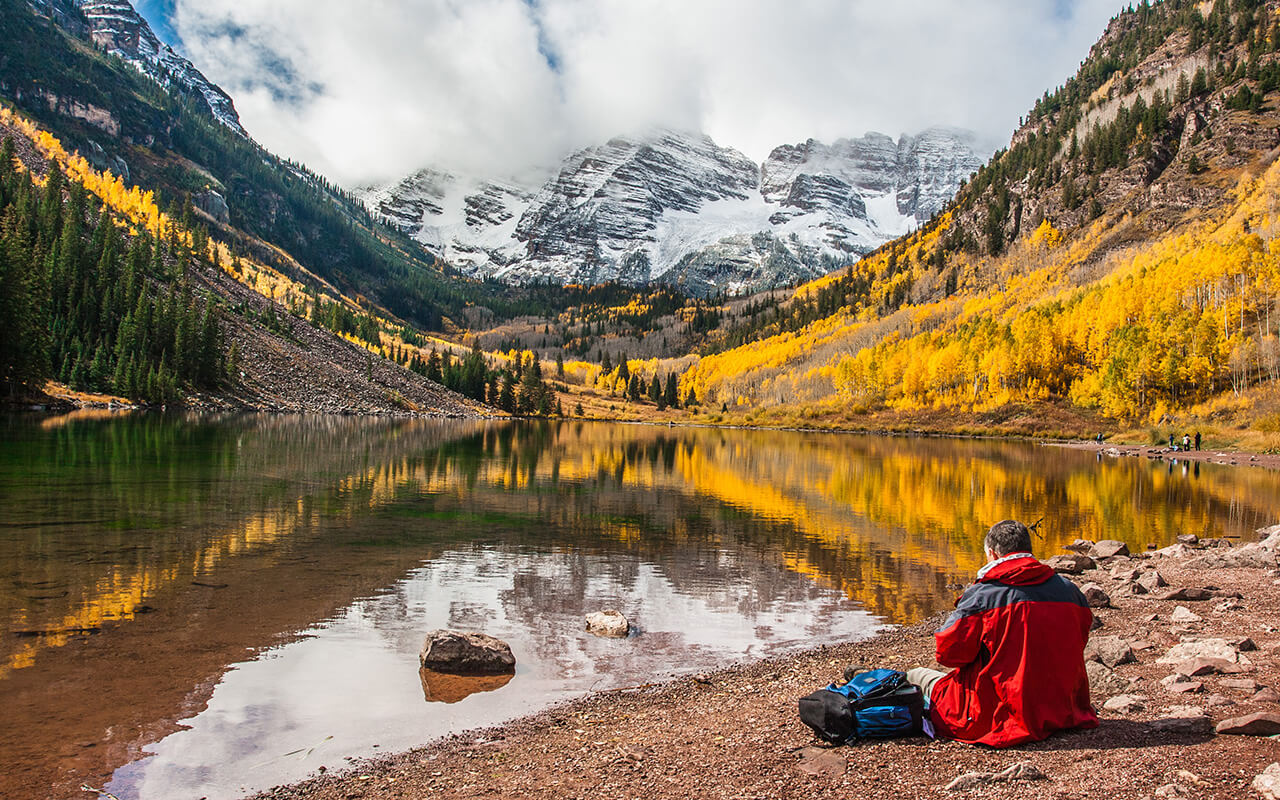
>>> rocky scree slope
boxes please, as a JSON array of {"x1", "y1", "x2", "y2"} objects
[{"x1": 360, "y1": 128, "x2": 984, "y2": 297}]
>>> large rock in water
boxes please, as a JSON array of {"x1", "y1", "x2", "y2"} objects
[
  {"x1": 419, "y1": 630, "x2": 516, "y2": 675},
  {"x1": 586, "y1": 610, "x2": 630, "y2": 637}
]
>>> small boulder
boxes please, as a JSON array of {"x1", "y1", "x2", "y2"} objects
[
  {"x1": 1168, "y1": 680, "x2": 1204, "y2": 694},
  {"x1": 1148, "y1": 713, "x2": 1212, "y2": 735},
  {"x1": 1047, "y1": 554, "x2": 1096, "y2": 574},
  {"x1": 1174, "y1": 657, "x2": 1234, "y2": 677},
  {"x1": 1091, "y1": 540, "x2": 1131, "y2": 559},
  {"x1": 1214, "y1": 712, "x2": 1280, "y2": 735},
  {"x1": 1087, "y1": 661, "x2": 1133, "y2": 696},
  {"x1": 419, "y1": 630, "x2": 516, "y2": 675},
  {"x1": 1086, "y1": 635, "x2": 1136, "y2": 667},
  {"x1": 1176, "y1": 534, "x2": 1199, "y2": 546},
  {"x1": 1254, "y1": 763, "x2": 1280, "y2": 800},
  {"x1": 1102, "y1": 694, "x2": 1146, "y2": 714},
  {"x1": 1219, "y1": 678, "x2": 1260, "y2": 692},
  {"x1": 1252, "y1": 688, "x2": 1280, "y2": 704},
  {"x1": 1136, "y1": 571, "x2": 1168, "y2": 593},
  {"x1": 1158, "y1": 587, "x2": 1213, "y2": 601},
  {"x1": 585, "y1": 610, "x2": 630, "y2": 638},
  {"x1": 1170, "y1": 606, "x2": 1202, "y2": 624},
  {"x1": 1080, "y1": 583, "x2": 1112, "y2": 608},
  {"x1": 1064, "y1": 539, "x2": 1096, "y2": 553},
  {"x1": 1230, "y1": 636, "x2": 1258, "y2": 652},
  {"x1": 1158, "y1": 639, "x2": 1238, "y2": 664}
]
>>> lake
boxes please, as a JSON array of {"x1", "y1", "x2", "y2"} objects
[{"x1": 2, "y1": 413, "x2": 1278, "y2": 800}]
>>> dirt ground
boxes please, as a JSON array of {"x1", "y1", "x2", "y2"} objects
[{"x1": 256, "y1": 529, "x2": 1280, "y2": 800}]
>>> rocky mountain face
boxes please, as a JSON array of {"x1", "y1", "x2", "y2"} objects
[
  {"x1": 362, "y1": 128, "x2": 984, "y2": 296},
  {"x1": 61, "y1": 0, "x2": 247, "y2": 136}
]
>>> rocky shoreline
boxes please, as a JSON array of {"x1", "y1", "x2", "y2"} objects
[
  {"x1": 254, "y1": 526, "x2": 1280, "y2": 800},
  {"x1": 1058, "y1": 440, "x2": 1280, "y2": 471}
]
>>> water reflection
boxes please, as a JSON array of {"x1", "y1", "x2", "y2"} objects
[
  {"x1": 419, "y1": 669, "x2": 512, "y2": 703},
  {"x1": 1, "y1": 415, "x2": 1278, "y2": 800}
]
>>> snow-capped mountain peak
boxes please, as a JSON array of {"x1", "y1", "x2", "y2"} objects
[
  {"x1": 69, "y1": 0, "x2": 247, "y2": 137},
  {"x1": 361, "y1": 127, "x2": 985, "y2": 296}
]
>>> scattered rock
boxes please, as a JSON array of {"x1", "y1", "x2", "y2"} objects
[
  {"x1": 1173, "y1": 657, "x2": 1234, "y2": 676},
  {"x1": 1112, "y1": 565, "x2": 1141, "y2": 582},
  {"x1": 1137, "y1": 571, "x2": 1168, "y2": 593},
  {"x1": 1048, "y1": 554, "x2": 1097, "y2": 574},
  {"x1": 1215, "y1": 599, "x2": 1246, "y2": 612},
  {"x1": 1220, "y1": 678, "x2": 1261, "y2": 692},
  {"x1": 1102, "y1": 694, "x2": 1146, "y2": 714},
  {"x1": 1153, "y1": 783, "x2": 1190, "y2": 798},
  {"x1": 1080, "y1": 583, "x2": 1112, "y2": 608},
  {"x1": 1176, "y1": 534, "x2": 1199, "y2": 545},
  {"x1": 1254, "y1": 763, "x2": 1280, "y2": 800},
  {"x1": 1153, "y1": 543, "x2": 1196, "y2": 559},
  {"x1": 1158, "y1": 588, "x2": 1213, "y2": 602},
  {"x1": 1214, "y1": 712, "x2": 1280, "y2": 735},
  {"x1": 419, "y1": 630, "x2": 517, "y2": 675},
  {"x1": 796, "y1": 746, "x2": 846, "y2": 778},
  {"x1": 1157, "y1": 639, "x2": 1239, "y2": 664},
  {"x1": 1087, "y1": 661, "x2": 1133, "y2": 696},
  {"x1": 1091, "y1": 540, "x2": 1131, "y2": 559},
  {"x1": 1231, "y1": 637, "x2": 1258, "y2": 652},
  {"x1": 585, "y1": 610, "x2": 631, "y2": 638},
  {"x1": 1086, "y1": 636, "x2": 1136, "y2": 667},
  {"x1": 1252, "y1": 688, "x2": 1280, "y2": 704},
  {"x1": 943, "y1": 762, "x2": 1046, "y2": 792},
  {"x1": 1203, "y1": 693, "x2": 1234, "y2": 708},
  {"x1": 1064, "y1": 539, "x2": 1096, "y2": 553},
  {"x1": 1148, "y1": 713, "x2": 1212, "y2": 735},
  {"x1": 1170, "y1": 606, "x2": 1202, "y2": 623},
  {"x1": 1167, "y1": 680, "x2": 1203, "y2": 694}
]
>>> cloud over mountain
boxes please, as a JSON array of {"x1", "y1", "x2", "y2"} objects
[{"x1": 171, "y1": 0, "x2": 1122, "y2": 186}]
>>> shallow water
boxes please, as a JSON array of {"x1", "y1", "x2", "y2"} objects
[{"x1": 2, "y1": 413, "x2": 1278, "y2": 800}]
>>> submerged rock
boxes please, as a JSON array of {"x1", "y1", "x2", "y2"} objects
[
  {"x1": 586, "y1": 610, "x2": 631, "y2": 637},
  {"x1": 419, "y1": 630, "x2": 516, "y2": 675}
]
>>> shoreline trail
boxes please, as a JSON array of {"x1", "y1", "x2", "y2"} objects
[{"x1": 258, "y1": 527, "x2": 1280, "y2": 800}]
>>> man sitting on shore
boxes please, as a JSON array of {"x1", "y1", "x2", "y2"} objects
[{"x1": 907, "y1": 520, "x2": 1098, "y2": 747}]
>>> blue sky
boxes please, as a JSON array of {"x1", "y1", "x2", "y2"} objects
[{"x1": 134, "y1": 0, "x2": 180, "y2": 48}]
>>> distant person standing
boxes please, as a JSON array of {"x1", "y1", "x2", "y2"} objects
[
  {"x1": 1194, "y1": 431, "x2": 1201, "y2": 451},
  {"x1": 1182, "y1": 434, "x2": 1191, "y2": 450},
  {"x1": 1169, "y1": 433, "x2": 1175, "y2": 449}
]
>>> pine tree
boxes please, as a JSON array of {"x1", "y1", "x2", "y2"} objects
[{"x1": 664, "y1": 372, "x2": 679, "y2": 408}]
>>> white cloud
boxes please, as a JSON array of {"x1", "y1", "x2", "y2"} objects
[{"x1": 172, "y1": 0, "x2": 1123, "y2": 186}]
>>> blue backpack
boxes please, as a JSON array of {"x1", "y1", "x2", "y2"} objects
[{"x1": 798, "y1": 668, "x2": 924, "y2": 743}]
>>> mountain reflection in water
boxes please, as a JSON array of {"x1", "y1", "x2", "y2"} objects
[{"x1": 1, "y1": 414, "x2": 1278, "y2": 800}]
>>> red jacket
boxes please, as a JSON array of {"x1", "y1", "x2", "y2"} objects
[{"x1": 929, "y1": 555, "x2": 1098, "y2": 747}]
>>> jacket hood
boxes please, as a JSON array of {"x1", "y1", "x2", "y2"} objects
[{"x1": 978, "y1": 555, "x2": 1056, "y2": 586}]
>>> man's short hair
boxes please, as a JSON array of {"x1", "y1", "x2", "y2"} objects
[{"x1": 985, "y1": 520, "x2": 1033, "y2": 557}]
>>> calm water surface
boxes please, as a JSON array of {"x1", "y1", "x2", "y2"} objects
[{"x1": 2, "y1": 413, "x2": 1279, "y2": 800}]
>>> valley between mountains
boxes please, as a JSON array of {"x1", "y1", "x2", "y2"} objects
[{"x1": 4, "y1": 0, "x2": 1280, "y2": 450}]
